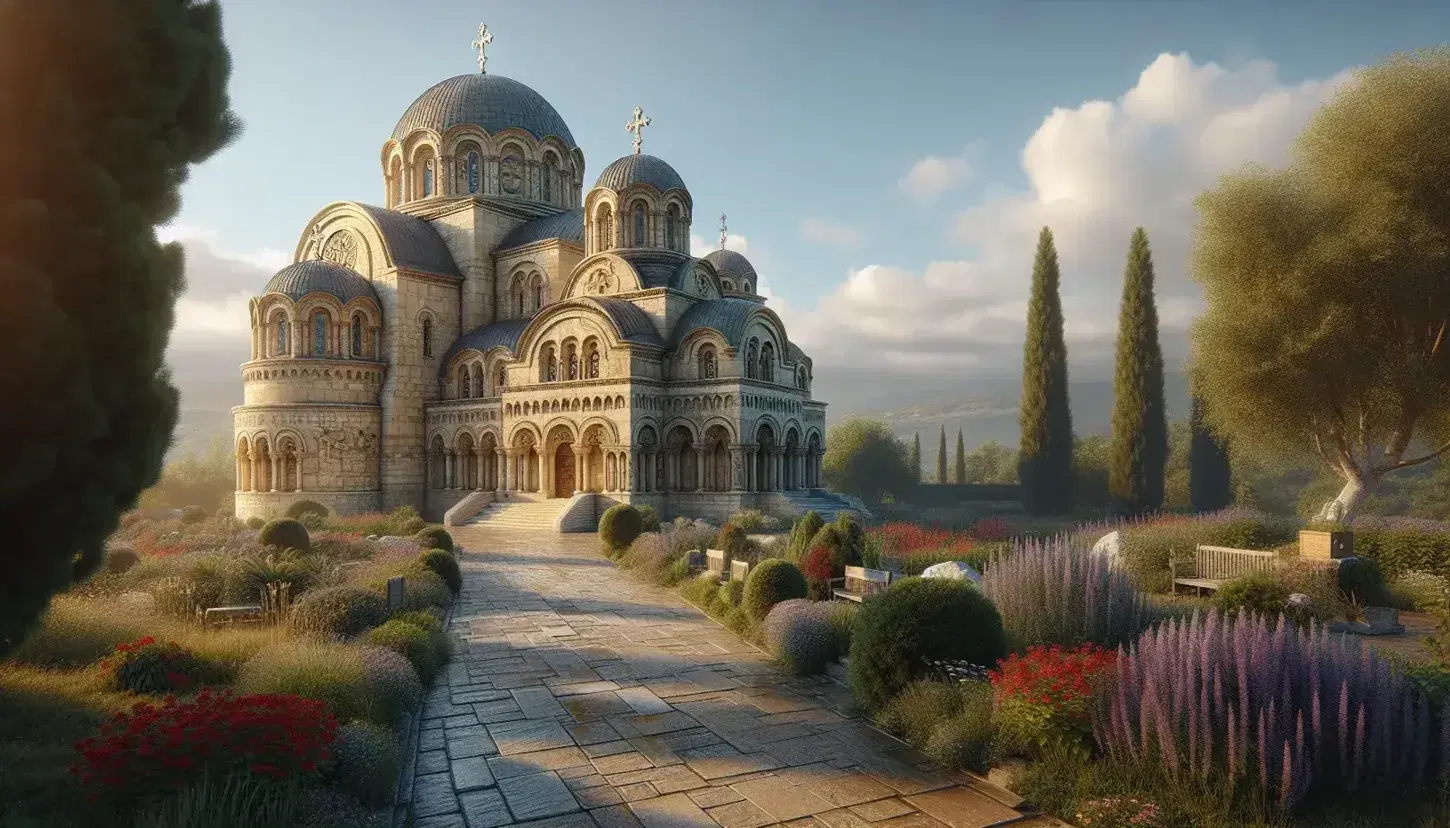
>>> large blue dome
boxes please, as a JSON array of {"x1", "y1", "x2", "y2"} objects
[
  {"x1": 263, "y1": 260, "x2": 379, "y2": 305},
  {"x1": 594, "y1": 154, "x2": 688, "y2": 194},
  {"x1": 391, "y1": 74, "x2": 577, "y2": 148}
]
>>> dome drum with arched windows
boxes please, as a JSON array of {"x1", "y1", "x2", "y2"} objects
[{"x1": 704, "y1": 249, "x2": 759, "y2": 296}]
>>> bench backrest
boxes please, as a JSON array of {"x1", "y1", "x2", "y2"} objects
[
  {"x1": 1195, "y1": 545, "x2": 1277, "y2": 581},
  {"x1": 844, "y1": 566, "x2": 892, "y2": 597},
  {"x1": 706, "y1": 549, "x2": 726, "y2": 575},
  {"x1": 730, "y1": 559, "x2": 750, "y2": 582}
]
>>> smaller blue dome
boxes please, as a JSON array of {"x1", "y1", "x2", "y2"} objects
[
  {"x1": 704, "y1": 249, "x2": 757, "y2": 280},
  {"x1": 263, "y1": 260, "x2": 379, "y2": 305},
  {"x1": 594, "y1": 154, "x2": 688, "y2": 194}
]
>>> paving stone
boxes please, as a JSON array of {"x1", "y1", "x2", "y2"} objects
[
  {"x1": 848, "y1": 800, "x2": 915, "y2": 822},
  {"x1": 678, "y1": 744, "x2": 783, "y2": 781},
  {"x1": 617, "y1": 782, "x2": 660, "y2": 802},
  {"x1": 732, "y1": 777, "x2": 834, "y2": 821},
  {"x1": 515, "y1": 686, "x2": 570, "y2": 719},
  {"x1": 705, "y1": 800, "x2": 777, "y2": 828},
  {"x1": 459, "y1": 787, "x2": 513, "y2": 828},
  {"x1": 514, "y1": 815, "x2": 599, "y2": 828},
  {"x1": 616, "y1": 686, "x2": 674, "y2": 715},
  {"x1": 489, "y1": 746, "x2": 591, "y2": 780},
  {"x1": 561, "y1": 765, "x2": 604, "y2": 782},
  {"x1": 688, "y1": 786, "x2": 747, "y2": 808},
  {"x1": 629, "y1": 712, "x2": 701, "y2": 737},
  {"x1": 422, "y1": 729, "x2": 448, "y2": 752},
  {"x1": 816, "y1": 809, "x2": 873, "y2": 828},
  {"x1": 498, "y1": 770, "x2": 581, "y2": 821},
  {"x1": 553, "y1": 680, "x2": 623, "y2": 697},
  {"x1": 415, "y1": 772, "x2": 463, "y2": 818},
  {"x1": 419, "y1": 749, "x2": 452, "y2": 775},
  {"x1": 593, "y1": 751, "x2": 656, "y2": 775},
  {"x1": 853, "y1": 758, "x2": 955, "y2": 797},
  {"x1": 449, "y1": 734, "x2": 501, "y2": 760},
  {"x1": 584, "y1": 739, "x2": 637, "y2": 758},
  {"x1": 453, "y1": 755, "x2": 497, "y2": 792},
  {"x1": 871, "y1": 815, "x2": 948, "y2": 828},
  {"x1": 490, "y1": 718, "x2": 577, "y2": 755},
  {"x1": 575, "y1": 785, "x2": 626, "y2": 808},
  {"x1": 630, "y1": 793, "x2": 718, "y2": 828},
  {"x1": 606, "y1": 765, "x2": 710, "y2": 794},
  {"x1": 902, "y1": 789, "x2": 1019, "y2": 828},
  {"x1": 775, "y1": 764, "x2": 895, "y2": 809},
  {"x1": 591, "y1": 804, "x2": 645, "y2": 828},
  {"x1": 569, "y1": 720, "x2": 624, "y2": 746}
]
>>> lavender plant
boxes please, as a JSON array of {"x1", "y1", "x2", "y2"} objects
[
  {"x1": 981, "y1": 535, "x2": 1150, "y2": 650},
  {"x1": 1093, "y1": 610, "x2": 1438, "y2": 811}
]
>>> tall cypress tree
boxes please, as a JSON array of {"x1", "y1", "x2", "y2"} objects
[
  {"x1": 908, "y1": 432, "x2": 922, "y2": 483},
  {"x1": 1108, "y1": 228, "x2": 1168, "y2": 515},
  {"x1": 1189, "y1": 394, "x2": 1233, "y2": 512},
  {"x1": 0, "y1": 0, "x2": 240, "y2": 654},
  {"x1": 954, "y1": 429, "x2": 967, "y2": 484},
  {"x1": 936, "y1": 425, "x2": 948, "y2": 484},
  {"x1": 1018, "y1": 227, "x2": 1075, "y2": 514}
]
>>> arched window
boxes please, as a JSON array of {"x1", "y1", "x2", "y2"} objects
[
  {"x1": 542, "y1": 159, "x2": 553, "y2": 203},
  {"x1": 587, "y1": 343, "x2": 600, "y2": 378},
  {"x1": 351, "y1": 314, "x2": 364, "y2": 357},
  {"x1": 742, "y1": 281, "x2": 752, "y2": 293},
  {"x1": 596, "y1": 204, "x2": 613, "y2": 250},
  {"x1": 422, "y1": 318, "x2": 434, "y2": 358},
  {"x1": 422, "y1": 159, "x2": 434, "y2": 197},
  {"x1": 313, "y1": 311, "x2": 328, "y2": 356},
  {"x1": 494, "y1": 368, "x2": 506, "y2": 394},
  {"x1": 466, "y1": 152, "x2": 480, "y2": 194},
  {"x1": 276, "y1": 318, "x2": 289, "y2": 355},
  {"x1": 567, "y1": 345, "x2": 579, "y2": 380},
  {"x1": 458, "y1": 366, "x2": 470, "y2": 398},
  {"x1": 531, "y1": 274, "x2": 544, "y2": 311},
  {"x1": 666, "y1": 204, "x2": 680, "y2": 251},
  {"x1": 722, "y1": 279, "x2": 734, "y2": 292},
  {"x1": 699, "y1": 347, "x2": 717, "y2": 379},
  {"x1": 513, "y1": 284, "x2": 524, "y2": 317},
  {"x1": 391, "y1": 158, "x2": 403, "y2": 205},
  {"x1": 745, "y1": 340, "x2": 758, "y2": 379},
  {"x1": 632, "y1": 202, "x2": 646, "y2": 246},
  {"x1": 760, "y1": 342, "x2": 775, "y2": 381}
]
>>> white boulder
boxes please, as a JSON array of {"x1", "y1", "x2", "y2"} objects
[
  {"x1": 1092, "y1": 531, "x2": 1122, "y2": 566},
  {"x1": 921, "y1": 561, "x2": 981, "y2": 586}
]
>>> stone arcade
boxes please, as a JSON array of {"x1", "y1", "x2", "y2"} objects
[{"x1": 233, "y1": 26, "x2": 829, "y2": 525}]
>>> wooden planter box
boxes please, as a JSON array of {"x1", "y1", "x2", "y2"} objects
[{"x1": 1299, "y1": 530, "x2": 1354, "y2": 560}]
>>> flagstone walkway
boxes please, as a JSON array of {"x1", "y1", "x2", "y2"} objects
[{"x1": 399, "y1": 528, "x2": 1064, "y2": 828}]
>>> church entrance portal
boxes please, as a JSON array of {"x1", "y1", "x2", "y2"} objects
[{"x1": 553, "y1": 443, "x2": 576, "y2": 498}]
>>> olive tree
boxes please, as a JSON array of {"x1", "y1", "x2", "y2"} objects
[{"x1": 1190, "y1": 49, "x2": 1450, "y2": 524}]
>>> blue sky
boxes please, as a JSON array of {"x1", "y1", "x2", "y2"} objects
[{"x1": 170, "y1": 0, "x2": 1450, "y2": 407}]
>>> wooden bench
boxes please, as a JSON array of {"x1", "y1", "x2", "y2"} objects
[
  {"x1": 706, "y1": 549, "x2": 727, "y2": 578},
  {"x1": 730, "y1": 559, "x2": 750, "y2": 582},
  {"x1": 203, "y1": 604, "x2": 264, "y2": 627},
  {"x1": 1171, "y1": 545, "x2": 1277, "y2": 594},
  {"x1": 831, "y1": 566, "x2": 893, "y2": 603}
]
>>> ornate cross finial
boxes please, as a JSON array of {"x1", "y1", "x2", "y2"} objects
[
  {"x1": 719, "y1": 214, "x2": 728, "y2": 250},
  {"x1": 472, "y1": 23, "x2": 493, "y2": 74},
  {"x1": 625, "y1": 106, "x2": 650, "y2": 155},
  {"x1": 307, "y1": 223, "x2": 327, "y2": 258}
]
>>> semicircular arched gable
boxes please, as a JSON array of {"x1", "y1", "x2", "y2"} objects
[
  {"x1": 514, "y1": 299, "x2": 636, "y2": 364},
  {"x1": 562, "y1": 253, "x2": 643, "y2": 299}
]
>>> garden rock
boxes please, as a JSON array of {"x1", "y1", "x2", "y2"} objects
[
  {"x1": 1286, "y1": 593, "x2": 1314, "y2": 612},
  {"x1": 921, "y1": 561, "x2": 981, "y2": 586},
  {"x1": 1092, "y1": 530, "x2": 1122, "y2": 566}
]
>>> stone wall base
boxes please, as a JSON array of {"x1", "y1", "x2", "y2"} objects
[{"x1": 234, "y1": 490, "x2": 381, "y2": 522}]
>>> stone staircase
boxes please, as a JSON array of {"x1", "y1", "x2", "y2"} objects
[
  {"x1": 462, "y1": 494, "x2": 573, "y2": 533},
  {"x1": 780, "y1": 489, "x2": 871, "y2": 523}
]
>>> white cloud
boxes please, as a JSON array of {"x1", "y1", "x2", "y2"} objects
[
  {"x1": 159, "y1": 225, "x2": 287, "y2": 342},
  {"x1": 786, "y1": 52, "x2": 1358, "y2": 376},
  {"x1": 690, "y1": 232, "x2": 749, "y2": 258},
  {"x1": 899, "y1": 149, "x2": 975, "y2": 200},
  {"x1": 800, "y1": 217, "x2": 860, "y2": 248}
]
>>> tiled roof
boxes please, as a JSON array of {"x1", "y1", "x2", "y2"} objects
[
  {"x1": 498, "y1": 208, "x2": 585, "y2": 251},
  {"x1": 439, "y1": 319, "x2": 531, "y2": 373},
  {"x1": 391, "y1": 74, "x2": 577, "y2": 148},
  {"x1": 670, "y1": 298, "x2": 773, "y2": 348},
  {"x1": 703, "y1": 249, "x2": 757, "y2": 281},
  {"x1": 355, "y1": 204, "x2": 461, "y2": 278},
  {"x1": 590, "y1": 297, "x2": 664, "y2": 346},
  {"x1": 263, "y1": 260, "x2": 379, "y2": 305},
  {"x1": 594, "y1": 154, "x2": 688, "y2": 194},
  {"x1": 613, "y1": 249, "x2": 692, "y2": 290}
]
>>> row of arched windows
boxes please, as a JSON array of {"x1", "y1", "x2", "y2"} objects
[
  {"x1": 387, "y1": 142, "x2": 571, "y2": 208},
  {"x1": 743, "y1": 338, "x2": 776, "y2": 382},
  {"x1": 264, "y1": 309, "x2": 375, "y2": 359},
  {"x1": 538, "y1": 340, "x2": 603, "y2": 383},
  {"x1": 454, "y1": 361, "x2": 508, "y2": 399},
  {"x1": 590, "y1": 200, "x2": 687, "y2": 255},
  {"x1": 509, "y1": 271, "x2": 547, "y2": 319}
]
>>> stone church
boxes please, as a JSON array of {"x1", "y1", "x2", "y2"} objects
[{"x1": 233, "y1": 27, "x2": 844, "y2": 527}]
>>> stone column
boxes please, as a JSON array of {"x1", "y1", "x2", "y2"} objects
[
  {"x1": 537, "y1": 451, "x2": 546, "y2": 494},
  {"x1": 730, "y1": 448, "x2": 744, "y2": 491},
  {"x1": 572, "y1": 447, "x2": 585, "y2": 494},
  {"x1": 445, "y1": 452, "x2": 455, "y2": 490},
  {"x1": 495, "y1": 449, "x2": 506, "y2": 492},
  {"x1": 290, "y1": 321, "x2": 303, "y2": 356},
  {"x1": 695, "y1": 448, "x2": 707, "y2": 491},
  {"x1": 296, "y1": 455, "x2": 304, "y2": 492}
]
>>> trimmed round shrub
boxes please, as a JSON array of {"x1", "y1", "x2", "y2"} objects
[
  {"x1": 366, "y1": 618, "x2": 441, "y2": 681},
  {"x1": 827, "y1": 602, "x2": 859, "y2": 657},
  {"x1": 847, "y1": 577, "x2": 1008, "y2": 711},
  {"x1": 718, "y1": 579, "x2": 744, "y2": 609},
  {"x1": 106, "y1": 546, "x2": 139, "y2": 574},
  {"x1": 358, "y1": 645, "x2": 423, "y2": 724},
  {"x1": 104, "y1": 637, "x2": 212, "y2": 694},
  {"x1": 236, "y1": 642, "x2": 374, "y2": 723},
  {"x1": 414, "y1": 527, "x2": 454, "y2": 553},
  {"x1": 359, "y1": 560, "x2": 451, "y2": 611},
  {"x1": 832, "y1": 513, "x2": 867, "y2": 567},
  {"x1": 260, "y1": 518, "x2": 311, "y2": 553},
  {"x1": 762, "y1": 600, "x2": 837, "y2": 675},
  {"x1": 246, "y1": 516, "x2": 265, "y2": 530},
  {"x1": 787, "y1": 511, "x2": 826, "y2": 562},
  {"x1": 635, "y1": 504, "x2": 662, "y2": 533},
  {"x1": 599, "y1": 504, "x2": 645, "y2": 554},
  {"x1": 180, "y1": 505, "x2": 208, "y2": 525},
  {"x1": 1212, "y1": 570, "x2": 1291, "y2": 618},
  {"x1": 391, "y1": 608, "x2": 443, "y2": 633},
  {"x1": 419, "y1": 548, "x2": 462, "y2": 595},
  {"x1": 286, "y1": 499, "x2": 330, "y2": 521},
  {"x1": 291, "y1": 585, "x2": 388, "y2": 638},
  {"x1": 741, "y1": 559, "x2": 808, "y2": 621},
  {"x1": 682, "y1": 572, "x2": 721, "y2": 606},
  {"x1": 330, "y1": 720, "x2": 401, "y2": 807}
]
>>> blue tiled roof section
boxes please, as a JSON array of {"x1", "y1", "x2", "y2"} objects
[
  {"x1": 355, "y1": 204, "x2": 461, "y2": 278},
  {"x1": 498, "y1": 208, "x2": 585, "y2": 250},
  {"x1": 594, "y1": 154, "x2": 688, "y2": 194},
  {"x1": 264, "y1": 260, "x2": 379, "y2": 305},
  {"x1": 788, "y1": 342, "x2": 809, "y2": 364},
  {"x1": 670, "y1": 298, "x2": 768, "y2": 348},
  {"x1": 590, "y1": 297, "x2": 664, "y2": 346},
  {"x1": 704, "y1": 249, "x2": 756, "y2": 280},
  {"x1": 391, "y1": 74, "x2": 577, "y2": 147},
  {"x1": 439, "y1": 319, "x2": 531, "y2": 374}
]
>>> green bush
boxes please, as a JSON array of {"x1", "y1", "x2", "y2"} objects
[
  {"x1": 1336, "y1": 556, "x2": 1388, "y2": 605},
  {"x1": 741, "y1": 559, "x2": 808, "y2": 621},
  {"x1": 635, "y1": 504, "x2": 661, "y2": 532},
  {"x1": 599, "y1": 504, "x2": 644, "y2": 554},
  {"x1": 1351, "y1": 525, "x2": 1450, "y2": 580},
  {"x1": 717, "y1": 523, "x2": 749, "y2": 561},
  {"x1": 831, "y1": 513, "x2": 867, "y2": 567},
  {"x1": 827, "y1": 602, "x2": 859, "y2": 657},
  {"x1": 353, "y1": 559, "x2": 452, "y2": 611},
  {"x1": 105, "y1": 638, "x2": 214, "y2": 694},
  {"x1": 236, "y1": 642, "x2": 374, "y2": 723},
  {"x1": 718, "y1": 579, "x2": 744, "y2": 609},
  {"x1": 246, "y1": 516, "x2": 265, "y2": 530},
  {"x1": 413, "y1": 526, "x2": 454, "y2": 553},
  {"x1": 389, "y1": 610, "x2": 452, "y2": 671},
  {"x1": 761, "y1": 600, "x2": 839, "y2": 675},
  {"x1": 1119, "y1": 511, "x2": 1298, "y2": 592},
  {"x1": 330, "y1": 721, "x2": 400, "y2": 807},
  {"x1": 1212, "y1": 570, "x2": 1290, "y2": 618},
  {"x1": 8, "y1": 596, "x2": 149, "y2": 668},
  {"x1": 925, "y1": 684, "x2": 996, "y2": 774},
  {"x1": 180, "y1": 505, "x2": 208, "y2": 525},
  {"x1": 388, "y1": 505, "x2": 427, "y2": 537},
  {"x1": 681, "y1": 572, "x2": 721, "y2": 607},
  {"x1": 106, "y1": 546, "x2": 139, "y2": 574},
  {"x1": 727, "y1": 509, "x2": 781, "y2": 532},
  {"x1": 259, "y1": 518, "x2": 311, "y2": 553},
  {"x1": 358, "y1": 645, "x2": 423, "y2": 723},
  {"x1": 1391, "y1": 570, "x2": 1448, "y2": 614},
  {"x1": 877, "y1": 679, "x2": 966, "y2": 747},
  {"x1": 365, "y1": 618, "x2": 441, "y2": 681},
  {"x1": 286, "y1": 499, "x2": 330, "y2": 521},
  {"x1": 786, "y1": 511, "x2": 825, "y2": 563},
  {"x1": 419, "y1": 548, "x2": 462, "y2": 595},
  {"x1": 290, "y1": 585, "x2": 388, "y2": 638},
  {"x1": 848, "y1": 577, "x2": 1007, "y2": 711},
  {"x1": 235, "y1": 548, "x2": 321, "y2": 599}
]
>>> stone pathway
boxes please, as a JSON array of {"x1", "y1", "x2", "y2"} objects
[{"x1": 399, "y1": 529, "x2": 1064, "y2": 828}]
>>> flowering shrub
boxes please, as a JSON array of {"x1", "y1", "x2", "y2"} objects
[
  {"x1": 801, "y1": 543, "x2": 835, "y2": 599},
  {"x1": 969, "y1": 516, "x2": 1011, "y2": 542},
  {"x1": 1391, "y1": 569, "x2": 1448, "y2": 613},
  {"x1": 103, "y1": 636, "x2": 210, "y2": 694},
  {"x1": 992, "y1": 643, "x2": 1116, "y2": 755},
  {"x1": 1075, "y1": 797, "x2": 1163, "y2": 828},
  {"x1": 70, "y1": 690, "x2": 337, "y2": 804},
  {"x1": 982, "y1": 536, "x2": 1150, "y2": 650},
  {"x1": 761, "y1": 599, "x2": 839, "y2": 675},
  {"x1": 869, "y1": 522, "x2": 981, "y2": 574}
]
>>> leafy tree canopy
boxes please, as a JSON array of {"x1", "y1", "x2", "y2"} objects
[{"x1": 823, "y1": 419, "x2": 914, "y2": 503}]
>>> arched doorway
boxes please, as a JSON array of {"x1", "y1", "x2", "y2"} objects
[
  {"x1": 554, "y1": 442, "x2": 576, "y2": 497},
  {"x1": 755, "y1": 425, "x2": 775, "y2": 492},
  {"x1": 583, "y1": 424, "x2": 607, "y2": 492}
]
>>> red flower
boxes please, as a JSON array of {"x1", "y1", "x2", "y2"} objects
[
  {"x1": 990, "y1": 643, "x2": 1117, "y2": 722},
  {"x1": 801, "y1": 544, "x2": 835, "y2": 582}
]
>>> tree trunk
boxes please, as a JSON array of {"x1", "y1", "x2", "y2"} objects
[{"x1": 1313, "y1": 471, "x2": 1376, "y2": 524}]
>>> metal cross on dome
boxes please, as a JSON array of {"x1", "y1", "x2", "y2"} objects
[
  {"x1": 719, "y1": 214, "x2": 728, "y2": 250},
  {"x1": 625, "y1": 106, "x2": 650, "y2": 155},
  {"x1": 472, "y1": 23, "x2": 493, "y2": 74}
]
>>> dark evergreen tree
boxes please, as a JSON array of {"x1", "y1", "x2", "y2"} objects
[
  {"x1": 908, "y1": 432, "x2": 922, "y2": 483},
  {"x1": 954, "y1": 429, "x2": 967, "y2": 484},
  {"x1": 1108, "y1": 228, "x2": 1169, "y2": 515},
  {"x1": 936, "y1": 425, "x2": 948, "y2": 484},
  {"x1": 1189, "y1": 394, "x2": 1233, "y2": 512},
  {"x1": 1018, "y1": 228, "x2": 1075, "y2": 514},
  {"x1": 0, "y1": 0, "x2": 240, "y2": 654}
]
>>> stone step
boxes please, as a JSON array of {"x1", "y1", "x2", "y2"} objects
[{"x1": 465, "y1": 499, "x2": 572, "y2": 530}]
